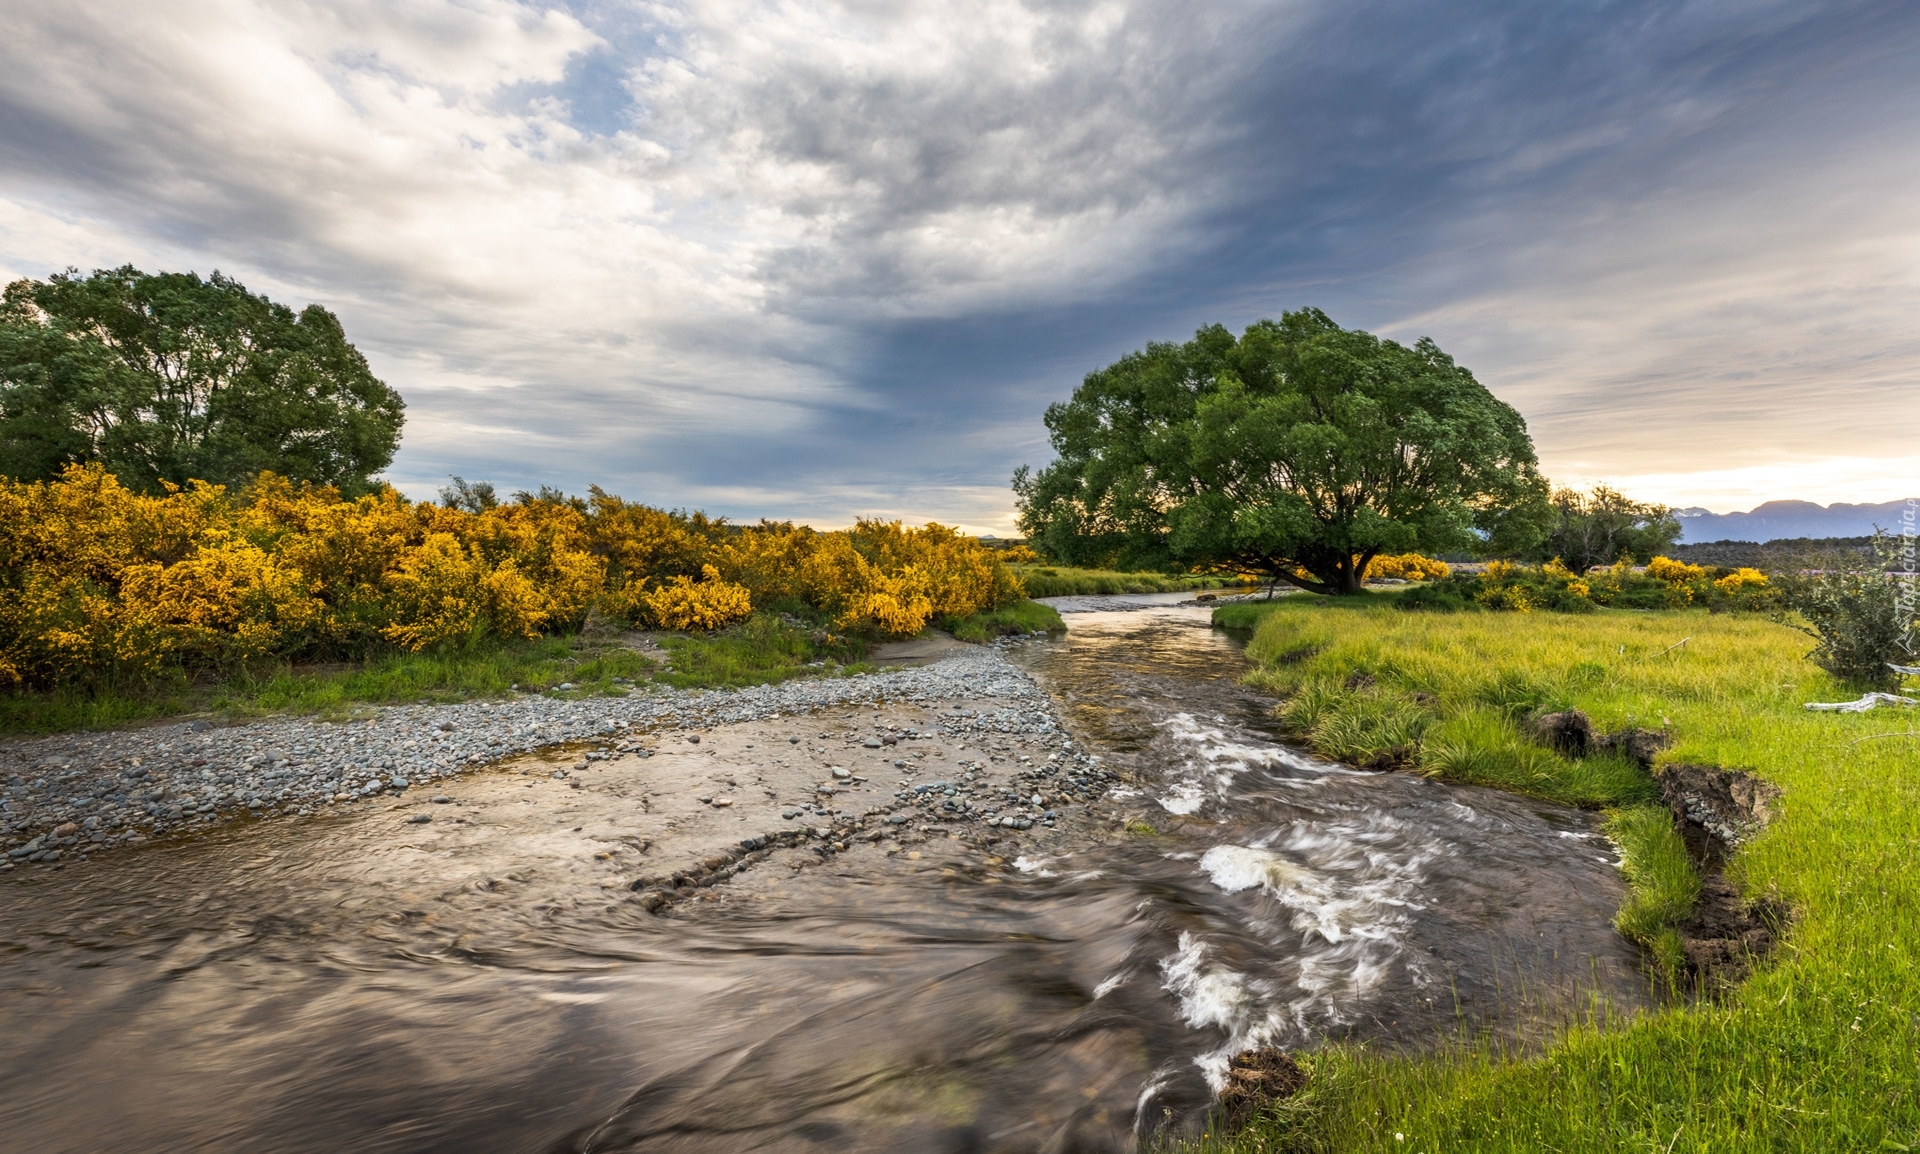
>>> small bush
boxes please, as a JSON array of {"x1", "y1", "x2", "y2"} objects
[
  {"x1": 1364, "y1": 552, "x2": 1452, "y2": 581},
  {"x1": 1780, "y1": 532, "x2": 1917, "y2": 688}
]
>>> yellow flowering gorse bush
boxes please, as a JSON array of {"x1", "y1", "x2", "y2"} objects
[
  {"x1": 1364, "y1": 553, "x2": 1452, "y2": 582},
  {"x1": 0, "y1": 466, "x2": 1024, "y2": 687},
  {"x1": 1404, "y1": 554, "x2": 1781, "y2": 615},
  {"x1": 640, "y1": 566, "x2": 754, "y2": 632}
]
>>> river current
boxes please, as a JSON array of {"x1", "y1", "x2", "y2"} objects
[{"x1": 0, "y1": 602, "x2": 1648, "y2": 1152}]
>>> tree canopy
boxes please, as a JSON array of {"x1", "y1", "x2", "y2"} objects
[
  {"x1": 0, "y1": 266, "x2": 404, "y2": 493},
  {"x1": 1536, "y1": 484, "x2": 1682, "y2": 573},
  {"x1": 1014, "y1": 309, "x2": 1550, "y2": 594}
]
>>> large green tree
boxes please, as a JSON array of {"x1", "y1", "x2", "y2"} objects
[
  {"x1": 0, "y1": 266, "x2": 404, "y2": 492},
  {"x1": 1536, "y1": 484, "x2": 1681, "y2": 573},
  {"x1": 1014, "y1": 309, "x2": 1551, "y2": 594}
]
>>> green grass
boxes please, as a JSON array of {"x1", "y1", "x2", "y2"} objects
[
  {"x1": 1608, "y1": 803, "x2": 1701, "y2": 974},
  {"x1": 1014, "y1": 564, "x2": 1251, "y2": 598},
  {"x1": 942, "y1": 598, "x2": 1066, "y2": 642},
  {"x1": 1199, "y1": 595, "x2": 1920, "y2": 1152},
  {"x1": 652, "y1": 613, "x2": 872, "y2": 689},
  {"x1": 0, "y1": 613, "x2": 870, "y2": 734}
]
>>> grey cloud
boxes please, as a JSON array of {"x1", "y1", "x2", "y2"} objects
[{"x1": 1, "y1": 0, "x2": 1916, "y2": 528}]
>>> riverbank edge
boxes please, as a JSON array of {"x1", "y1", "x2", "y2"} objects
[{"x1": 1199, "y1": 598, "x2": 1917, "y2": 1153}]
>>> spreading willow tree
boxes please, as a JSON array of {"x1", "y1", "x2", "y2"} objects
[
  {"x1": 0, "y1": 266, "x2": 404, "y2": 493},
  {"x1": 1014, "y1": 309, "x2": 1551, "y2": 594}
]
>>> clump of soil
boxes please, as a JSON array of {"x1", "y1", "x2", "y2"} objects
[
  {"x1": 1596, "y1": 726, "x2": 1671, "y2": 768},
  {"x1": 1530, "y1": 709, "x2": 1593, "y2": 756},
  {"x1": 1528, "y1": 709, "x2": 1673, "y2": 767},
  {"x1": 1216, "y1": 1049, "x2": 1307, "y2": 1129},
  {"x1": 1655, "y1": 763, "x2": 1781, "y2": 855},
  {"x1": 1676, "y1": 875, "x2": 1786, "y2": 994},
  {"x1": 1654, "y1": 763, "x2": 1788, "y2": 992}
]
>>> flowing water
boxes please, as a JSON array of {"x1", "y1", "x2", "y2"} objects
[{"x1": 0, "y1": 602, "x2": 1648, "y2": 1153}]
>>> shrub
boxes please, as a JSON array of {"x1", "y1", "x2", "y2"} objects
[
  {"x1": 1781, "y1": 532, "x2": 1917, "y2": 688},
  {"x1": 1646, "y1": 555, "x2": 1707, "y2": 584},
  {"x1": 1393, "y1": 556, "x2": 1779, "y2": 617},
  {"x1": 1364, "y1": 552, "x2": 1452, "y2": 582},
  {"x1": 640, "y1": 566, "x2": 754, "y2": 632}
]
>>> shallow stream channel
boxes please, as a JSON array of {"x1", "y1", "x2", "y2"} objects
[{"x1": 0, "y1": 598, "x2": 1649, "y2": 1152}]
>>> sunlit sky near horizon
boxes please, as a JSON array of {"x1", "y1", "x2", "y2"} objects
[{"x1": 2, "y1": 0, "x2": 1915, "y2": 534}]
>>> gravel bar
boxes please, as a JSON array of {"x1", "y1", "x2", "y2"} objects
[{"x1": 2, "y1": 641, "x2": 1096, "y2": 870}]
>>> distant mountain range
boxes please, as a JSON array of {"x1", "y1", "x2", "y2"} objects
[{"x1": 1674, "y1": 499, "x2": 1917, "y2": 543}]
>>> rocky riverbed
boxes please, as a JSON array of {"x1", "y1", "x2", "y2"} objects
[{"x1": 1, "y1": 640, "x2": 1118, "y2": 873}]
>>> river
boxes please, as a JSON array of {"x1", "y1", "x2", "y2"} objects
[{"x1": 0, "y1": 600, "x2": 1647, "y2": 1152}]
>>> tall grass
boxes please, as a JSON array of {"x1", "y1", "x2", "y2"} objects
[
  {"x1": 1202, "y1": 597, "x2": 1920, "y2": 1152},
  {"x1": 1608, "y1": 804, "x2": 1700, "y2": 974}
]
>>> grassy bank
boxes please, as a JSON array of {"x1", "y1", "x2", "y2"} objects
[
  {"x1": 0, "y1": 613, "x2": 876, "y2": 735},
  {"x1": 1201, "y1": 596, "x2": 1920, "y2": 1152},
  {"x1": 942, "y1": 598, "x2": 1066, "y2": 642},
  {"x1": 1015, "y1": 564, "x2": 1250, "y2": 598}
]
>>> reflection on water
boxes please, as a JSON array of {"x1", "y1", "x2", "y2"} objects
[{"x1": 0, "y1": 604, "x2": 1646, "y2": 1152}]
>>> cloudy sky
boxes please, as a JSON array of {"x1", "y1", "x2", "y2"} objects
[{"x1": 2, "y1": 0, "x2": 1915, "y2": 532}]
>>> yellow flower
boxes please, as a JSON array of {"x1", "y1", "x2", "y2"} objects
[
  {"x1": 1364, "y1": 553, "x2": 1452, "y2": 582},
  {"x1": 1647, "y1": 556, "x2": 1707, "y2": 584},
  {"x1": 1714, "y1": 567, "x2": 1768, "y2": 592},
  {"x1": 641, "y1": 565, "x2": 753, "y2": 631}
]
